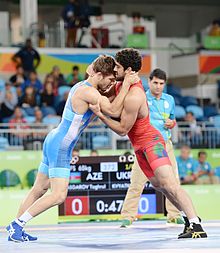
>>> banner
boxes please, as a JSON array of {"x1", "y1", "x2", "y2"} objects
[
  {"x1": 0, "y1": 48, "x2": 152, "y2": 76},
  {"x1": 0, "y1": 149, "x2": 219, "y2": 187},
  {"x1": 199, "y1": 53, "x2": 220, "y2": 74}
]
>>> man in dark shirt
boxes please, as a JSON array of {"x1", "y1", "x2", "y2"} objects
[
  {"x1": 62, "y1": 0, "x2": 81, "y2": 47},
  {"x1": 12, "y1": 38, "x2": 41, "y2": 76}
]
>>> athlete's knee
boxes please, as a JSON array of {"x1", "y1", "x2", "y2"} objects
[
  {"x1": 31, "y1": 183, "x2": 49, "y2": 197},
  {"x1": 51, "y1": 191, "x2": 67, "y2": 205},
  {"x1": 160, "y1": 182, "x2": 180, "y2": 197}
]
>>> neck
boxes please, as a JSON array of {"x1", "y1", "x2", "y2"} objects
[
  {"x1": 86, "y1": 76, "x2": 98, "y2": 89},
  {"x1": 151, "y1": 91, "x2": 162, "y2": 99}
]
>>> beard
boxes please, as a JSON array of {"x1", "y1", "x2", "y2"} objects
[{"x1": 116, "y1": 75, "x2": 124, "y2": 81}]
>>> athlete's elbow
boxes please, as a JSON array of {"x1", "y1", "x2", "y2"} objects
[
  {"x1": 107, "y1": 109, "x2": 120, "y2": 118},
  {"x1": 118, "y1": 129, "x2": 128, "y2": 136}
]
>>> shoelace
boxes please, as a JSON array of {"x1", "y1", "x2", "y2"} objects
[
  {"x1": 7, "y1": 225, "x2": 16, "y2": 237},
  {"x1": 23, "y1": 235, "x2": 29, "y2": 241}
]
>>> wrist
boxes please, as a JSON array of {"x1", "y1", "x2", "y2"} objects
[
  {"x1": 98, "y1": 112, "x2": 105, "y2": 120},
  {"x1": 122, "y1": 80, "x2": 131, "y2": 88},
  {"x1": 192, "y1": 174, "x2": 197, "y2": 181},
  {"x1": 169, "y1": 120, "x2": 176, "y2": 129}
]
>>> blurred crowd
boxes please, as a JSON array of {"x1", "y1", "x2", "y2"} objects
[
  {"x1": 176, "y1": 145, "x2": 219, "y2": 185},
  {"x1": 0, "y1": 39, "x2": 85, "y2": 124}
]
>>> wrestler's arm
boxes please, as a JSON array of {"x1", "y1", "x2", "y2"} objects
[
  {"x1": 92, "y1": 94, "x2": 141, "y2": 136},
  {"x1": 99, "y1": 76, "x2": 136, "y2": 118}
]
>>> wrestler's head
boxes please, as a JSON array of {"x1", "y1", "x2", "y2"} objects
[{"x1": 114, "y1": 48, "x2": 142, "y2": 81}]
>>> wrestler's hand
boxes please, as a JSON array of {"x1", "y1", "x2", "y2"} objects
[
  {"x1": 123, "y1": 71, "x2": 140, "y2": 87},
  {"x1": 89, "y1": 102, "x2": 103, "y2": 117},
  {"x1": 164, "y1": 119, "x2": 175, "y2": 129}
]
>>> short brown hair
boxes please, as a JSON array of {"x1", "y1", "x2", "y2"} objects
[
  {"x1": 93, "y1": 55, "x2": 115, "y2": 77},
  {"x1": 198, "y1": 151, "x2": 207, "y2": 157}
]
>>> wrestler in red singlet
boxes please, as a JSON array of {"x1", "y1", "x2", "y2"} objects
[{"x1": 115, "y1": 80, "x2": 171, "y2": 178}]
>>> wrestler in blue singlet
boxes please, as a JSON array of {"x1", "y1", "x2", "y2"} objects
[{"x1": 38, "y1": 81, "x2": 93, "y2": 178}]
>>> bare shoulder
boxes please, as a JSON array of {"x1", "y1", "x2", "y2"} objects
[
  {"x1": 78, "y1": 85, "x2": 99, "y2": 96},
  {"x1": 76, "y1": 85, "x2": 100, "y2": 99},
  {"x1": 125, "y1": 87, "x2": 145, "y2": 105},
  {"x1": 72, "y1": 85, "x2": 101, "y2": 105}
]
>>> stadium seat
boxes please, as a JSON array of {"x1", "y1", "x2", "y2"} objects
[
  {"x1": 211, "y1": 115, "x2": 220, "y2": 128},
  {"x1": 24, "y1": 116, "x2": 36, "y2": 123},
  {"x1": 0, "y1": 79, "x2": 5, "y2": 91},
  {"x1": 186, "y1": 105, "x2": 204, "y2": 120},
  {"x1": 23, "y1": 107, "x2": 35, "y2": 116},
  {"x1": 215, "y1": 167, "x2": 220, "y2": 178},
  {"x1": 58, "y1": 86, "x2": 71, "y2": 98},
  {"x1": 173, "y1": 95, "x2": 182, "y2": 105},
  {"x1": 92, "y1": 135, "x2": 110, "y2": 149},
  {"x1": 181, "y1": 96, "x2": 198, "y2": 108},
  {"x1": 26, "y1": 169, "x2": 38, "y2": 187},
  {"x1": 41, "y1": 106, "x2": 57, "y2": 117},
  {"x1": 203, "y1": 106, "x2": 219, "y2": 118},
  {"x1": 167, "y1": 84, "x2": 182, "y2": 97},
  {"x1": 175, "y1": 105, "x2": 186, "y2": 120},
  {"x1": 2, "y1": 116, "x2": 13, "y2": 123},
  {"x1": 42, "y1": 115, "x2": 61, "y2": 125},
  {"x1": 0, "y1": 137, "x2": 9, "y2": 151},
  {"x1": 141, "y1": 76, "x2": 149, "y2": 92},
  {"x1": 0, "y1": 169, "x2": 22, "y2": 188}
]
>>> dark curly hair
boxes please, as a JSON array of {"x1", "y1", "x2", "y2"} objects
[
  {"x1": 115, "y1": 48, "x2": 142, "y2": 72},
  {"x1": 93, "y1": 55, "x2": 115, "y2": 77}
]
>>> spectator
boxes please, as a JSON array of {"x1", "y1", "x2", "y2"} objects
[
  {"x1": 66, "y1": 65, "x2": 83, "y2": 86},
  {"x1": 194, "y1": 151, "x2": 218, "y2": 184},
  {"x1": 9, "y1": 65, "x2": 27, "y2": 97},
  {"x1": 12, "y1": 38, "x2": 41, "y2": 76},
  {"x1": 9, "y1": 106, "x2": 27, "y2": 125},
  {"x1": 209, "y1": 19, "x2": 220, "y2": 36},
  {"x1": 78, "y1": 0, "x2": 90, "y2": 28},
  {"x1": 176, "y1": 144, "x2": 198, "y2": 184},
  {"x1": 0, "y1": 82, "x2": 18, "y2": 121},
  {"x1": 19, "y1": 86, "x2": 38, "y2": 108},
  {"x1": 40, "y1": 80, "x2": 55, "y2": 107},
  {"x1": 183, "y1": 111, "x2": 202, "y2": 146},
  {"x1": 72, "y1": 148, "x2": 80, "y2": 156},
  {"x1": 90, "y1": 149, "x2": 99, "y2": 156},
  {"x1": 70, "y1": 148, "x2": 80, "y2": 165},
  {"x1": 56, "y1": 91, "x2": 69, "y2": 116},
  {"x1": 21, "y1": 70, "x2": 43, "y2": 95},
  {"x1": 24, "y1": 108, "x2": 47, "y2": 150},
  {"x1": 62, "y1": 0, "x2": 81, "y2": 47},
  {"x1": 43, "y1": 74, "x2": 57, "y2": 96},
  {"x1": 33, "y1": 108, "x2": 43, "y2": 123},
  {"x1": 50, "y1": 65, "x2": 66, "y2": 87},
  {"x1": 9, "y1": 106, "x2": 29, "y2": 145}
]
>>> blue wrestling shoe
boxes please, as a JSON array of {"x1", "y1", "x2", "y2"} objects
[
  {"x1": 6, "y1": 221, "x2": 24, "y2": 242},
  {"x1": 22, "y1": 231, "x2": 38, "y2": 241}
]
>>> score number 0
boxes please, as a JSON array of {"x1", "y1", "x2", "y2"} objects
[{"x1": 65, "y1": 196, "x2": 89, "y2": 215}]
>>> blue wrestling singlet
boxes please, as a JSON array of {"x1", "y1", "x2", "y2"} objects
[{"x1": 38, "y1": 81, "x2": 94, "y2": 178}]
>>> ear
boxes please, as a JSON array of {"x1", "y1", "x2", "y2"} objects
[
  {"x1": 125, "y1": 67, "x2": 132, "y2": 74},
  {"x1": 96, "y1": 72, "x2": 103, "y2": 81},
  {"x1": 86, "y1": 64, "x2": 95, "y2": 76}
]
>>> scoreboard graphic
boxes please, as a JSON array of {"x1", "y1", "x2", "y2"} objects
[{"x1": 59, "y1": 156, "x2": 164, "y2": 219}]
